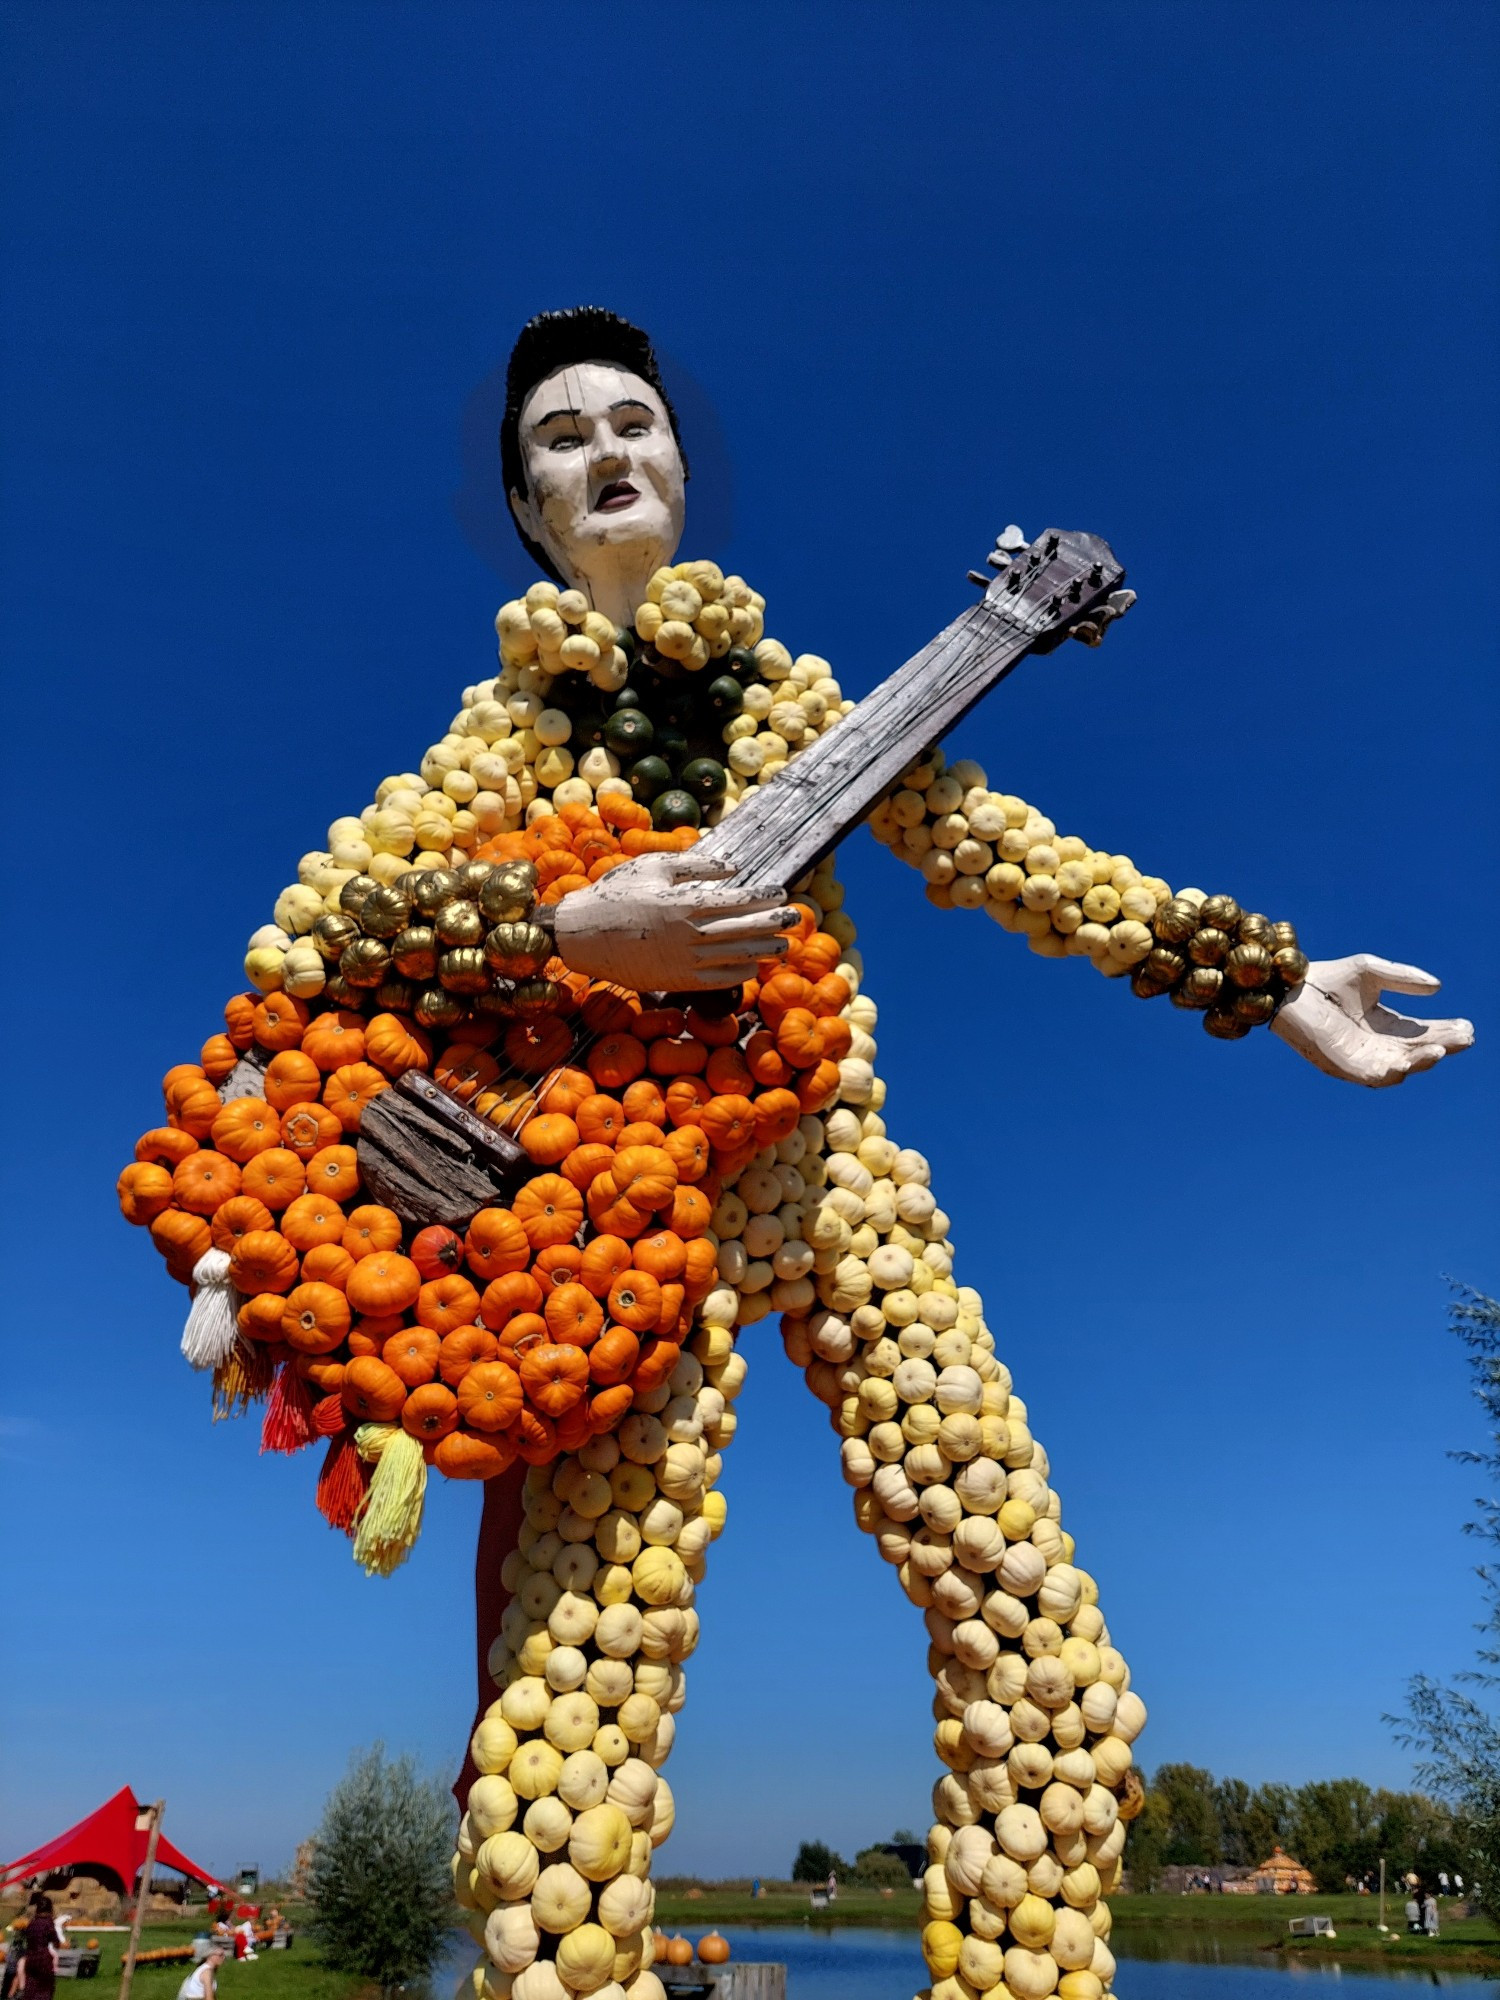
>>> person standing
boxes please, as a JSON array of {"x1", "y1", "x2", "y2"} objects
[
  {"x1": 14, "y1": 1897, "x2": 61, "y2": 2000},
  {"x1": 1423, "y1": 1891, "x2": 1440, "y2": 1937}
]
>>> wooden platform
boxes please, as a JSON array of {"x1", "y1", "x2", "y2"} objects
[{"x1": 658, "y1": 1966, "x2": 785, "y2": 2000}]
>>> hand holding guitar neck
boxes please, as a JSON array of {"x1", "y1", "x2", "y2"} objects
[{"x1": 552, "y1": 527, "x2": 1131, "y2": 992}]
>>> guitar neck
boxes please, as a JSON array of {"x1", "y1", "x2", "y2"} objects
[{"x1": 692, "y1": 597, "x2": 1040, "y2": 893}]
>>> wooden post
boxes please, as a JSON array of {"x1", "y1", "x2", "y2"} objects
[
  {"x1": 1378, "y1": 1855, "x2": 1387, "y2": 1931},
  {"x1": 118, "y1": 1800, "x2": 164, "y2": 2000}
]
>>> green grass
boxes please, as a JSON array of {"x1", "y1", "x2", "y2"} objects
[
  {"x1": 74, "y1": 1917, "x2": 372, "y2": 2000},
  {"x1": 654, "y1": 1885, "x2": 925, "y2": 1929}
]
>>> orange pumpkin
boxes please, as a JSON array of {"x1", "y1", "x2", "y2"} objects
[
  {"x1": 281, "y1": 1282, "x2": 352, "y2": 1355},
  {"x1": 561, "y1": 1142, "x2": 617, "y2": 1191},
  {"x1": 280, "y1": 1100, "x2": 344, "y2": 1160},
  {"x1": 513, "y1": 1174, "x2": 584, "y2": 1250},
  {"x1": 166, "y1": 1076, "x2": 221, "y2": 1140},
  {"x1": 663, "y1": 1126, "x2": 709, "y2": 1184},
  {"x1": 300, "y1": 1241, "x2": 356, "y2": 1291},
  {"x1": 435, "y1": 1429, "x2": 516, "y2": 1479},
  {"x1": 495, "y1": 1312, "x2": 547, "y2": 1367},
  {"x1": 238, "y1": 1291, "x2": 288, "y2": 1341},
  {"x1": 587, "y1": 1033, "x2": 647, "y2": 1090},
  {"x1": 544, "y1": 1283, "x2": 604, "y2": 1349},
  {"x1": 587, "y1": 1382, "x2": 635, "y2": 1429},
  {"x1": 612, "y1": 1146, "x2": 678, "y2": 1214},
  {"x1": 537, "y1": 1065, "x2": 594, "y2": 1116},
  {"x1": 757, "y1": 970, "x2": 814, "y2": 1026},
  {"x1": 224, "y1": 992, "x2": 259, "y2": 1050},
  {"x1": 622, "y1": 1078, "x2": 668, "y2": 1126},
  {"x1": 438, "y1": 1323, "x2": 497, "y2": 1386},
  {"x1": 634, "y1": 1229, "x2": 687, "y2": 1283},
  {"x1": 576, "y1": 1094, "x2": 625, "y2": 1146},
  {"x1": 342, "y1": 1356, "x2": 408, "y2": 1422},
  {"x1": 654, "y1": 1281, "x2": 687, "y2": 1338},
  {"x1": 323, "y1": 1062, "x2": 388, "y2": 1132},
  {"x1": 199, "y1": 1033, "x2": 239, "y2": 1084},
  {"x1": 343, "y1": 1205, "x2": 403, "y2": 1259},
  {"x1": 479, "y1": 1269, "x2": 543, "y2": 1330},
  {"x1": 457, "y1": 1358, "x2": 526, "y2": 1432},
  {"x1": 704, "y1": 1046, "x2": 754, "y2": 1096},
  {"x1": 533, "y1": 1244, "x2": 584, "y2": 1293},
  {"x1": 664, "y1": 1076, "x2": 713, "y2": 1126},
  {"x1": 774, "y1": 1007, "x2": 823, "y2": 1067},
  {"x1": 752, "y1": 1089, "x2": 802, "y2": 1146},
  {"x1": 588, "y1": 1325, "x2": 640, "y2": 1387},
  {"x1": 518, "y1": 1341, "x2": 589, "y2": 1417},
  {"x1": 633, "y1": 1007, "x2": 685, "y2": 1044},
  {"x1": 668, "y1": 1185, "x2": 713, "y2": 1239},
  {"x1": 631, "y1": 1338, "x2": 681, "y2": 1393},
  {"x1": 211, "y1": 1097, "x2": 283, "y2": 1163},
  {"x1": 518, "y1": 1112, "x2": 579, "y2": 1166},
  {"x1": 647, "y1": 1036, "x2": 707, "y2": 1078},
  {"x1": 504, "y1": 1017, "x2": 573, "y2": 1075},
  {"x1": 435, "y1": 1045, "x2": 499, "y2": 1102},
  {"x1": 682, "y1": 1237, "x2": 719, "y2": 1302},
  {"x1": 792, "y1": 931, "x2": 844, "y2": 980},
  {"x1": 402, "y1": 1382, "x2": 459, "y2": 1441},
  {"x1": 296, "y1": 1355, "x2": 346, "y2": 1393},
  {"x1": 579, "y1": 1235, "x2": 632, "y2": 1299},
  {"x1": 580, "y1": 985, "x2": 640, "y2": 1036},
  {"x1": 264, "y1": 1049, "x2": 323, "y2": 1112},
  {"x1": 553, "y1": 1400, "x2": 598, "y2": 1452},
  {"x1": 684, "y1": 1006, "x2": 742, "y2": 1047},
  {"x1": 585, "y1": 1172, "x2": 649, "y2": 1240},
  {"x1": 302, "y1": 1009, "x2": 368, "y2": 1072},
  {"x1": 744, "y1": 1031, "x2": 793, "y2": 1088},
  {"x1": 607, "y1": 1269, "x2": 663, "y2": 1333},
  {"x1": 229, "y1": 1229, "x2": 299, "y2": 1295},
  {"x1": 383, "y1": 1326, "x2": 441, "y2": 1386},
  {"x1": 171, "y1": 1149, "x2": 242, "y2": 1216},
  {"x1": 465, "y1": 1208, "x2": 531, "y2": 1282},
  {"x1": 306, "y1": 1144, "x2": 360, "y2": 1201},
  {"x1": 253, "y1": 992, "x2": 310, "y2": 1052},
  {"x1": 794, "y1": 1059, "x2": 842, "y2": 1113},
  {"x1": 416, "y1": 1273, "x2": 482, "y2": 1335},
  {"x1": 700, "y1": 1094, "x2": 756, "y2": 1153},
  {"x1": 346, "y1": 1250, "x2": 421, "y2": 1317},
  {"x1": 209, "y1": 1194, "x2": 275, "y2": 1253},
  {"x1": 117, "y1": 1162, "x2": 175, "y2": 1226},
  {"x1": 808, "y1": 972, "x2": 852, "y2": 1017},
  {"x1": 616, "y1": 1120, "x2": 667, "y2": 1149},
  {"x1": 134, "y1": 1126, "x2": 199, "y2": 1169},
  {"x1": 241, "y1": 1148, "x2": 306, "y2": 1211},
  {"x1": 411, "y1": 1224, "x2": 464, "y2": 1280},
  {"x1": 282, "y1": 1190, "x2": 347, "y2": 1252}
]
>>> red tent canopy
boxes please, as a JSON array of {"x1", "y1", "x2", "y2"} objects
[{"x1": 1, "y1": 1788, "x2": 218, "y2": 1894}]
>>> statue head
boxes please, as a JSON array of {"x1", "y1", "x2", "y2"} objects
[{"x1": 502, "y1": 308, "x2": 687, "y2": 622}]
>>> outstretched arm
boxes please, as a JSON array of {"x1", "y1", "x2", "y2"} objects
[{"x1": 867, "y1": 748, "x2": 1473, "y2": 1086}]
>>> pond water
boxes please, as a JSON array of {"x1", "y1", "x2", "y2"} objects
[{"x1": 440, "y1": 1924, "x2": 1500, "y2": 1996}]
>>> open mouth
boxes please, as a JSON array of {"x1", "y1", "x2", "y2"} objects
[{"x1": 594, "y1": 480, "x2": 640, "y2": 514}]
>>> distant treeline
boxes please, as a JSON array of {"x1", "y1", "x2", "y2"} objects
[{"x1": 1128, "y1": 1764, "x2": 1461, "y2": 1891}]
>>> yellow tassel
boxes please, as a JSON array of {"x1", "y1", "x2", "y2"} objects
[
  {"x1": 351, "y1": 1424, "x2": 426, "y2": 1576},
  {"x1": 212, "y1": 1338, "x2": 273, "y2": 1421}
]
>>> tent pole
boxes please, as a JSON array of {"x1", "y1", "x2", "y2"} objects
[{"x1": 117, "y1": 1801, "x2": 164, "y2": 2000}]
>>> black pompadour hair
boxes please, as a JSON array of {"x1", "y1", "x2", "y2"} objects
[{"x1": 500, "y1": 307, "x2": 688, "y2": 582}]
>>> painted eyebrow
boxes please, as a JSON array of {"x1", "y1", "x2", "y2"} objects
[
  {"x1": 609, "y1": 399, "x2": 654, "y2": 416},
  {"x1": 530, "y1": 406, "x2": 581, "y2": 428}
]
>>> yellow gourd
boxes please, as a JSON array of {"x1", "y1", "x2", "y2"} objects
[
  {"x1": 509, "y1": 1739, "x2": 564, "y2": 1800},
  {"x1": 570, "y1": 1802, "x2": 634, "y2": 1881},
  {"x1": 529, "y1": 1860, "x2": 591, "y2": 1934},
  {"x1": 543, "y1": 1690, "x2": 599, "y2": 1752},
  {"x1": 1008, "y1": 1893, "x2": 1056, "y2": 1949},
  {"x1": 521, "y1": 1796, "x2": 572, "y2": 1854},
  {"x1": 470, "y1": 1717, "x2": 519, "y2": 1775},
  {"x1": 553, "y1": 1922, "x2": 615, "y2": 1996},
  {"x1": 477, "y1": 1832, "x2": 538, "y2": 1902},
  {"x1": 598, "y1": 1872, "x2": 654, "y2": 1938},
  {"x1": 468, "y1": 1775, "x2": 519, "y2": 1837},
  {"x1": 557, "y1": 1750, "x2": 610, "y2": 1811},
  {"x1": 920, "y1": 1921, "x2": 962, "y2": 1979},
  {"x1": 605, "y1": 1758, "x2": 659, "y2": 1827}
]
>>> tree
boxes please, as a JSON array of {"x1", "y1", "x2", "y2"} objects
[
  {"x1": 308, "y1": 1745, "x2": 455, "y2": 1995},
  {"x1": 852, "y1": 1846, "x2": 913, "y2": 1889},
  {"x1": 1124, "y1": 1784, "x2": 1171, "y2": 1891},
  {"x1": 1392, "y1": 1286, "x2": 1500, "y2": 1920},
  {"x1": 791, "y1": 1841, "x2": 847, "y2": 1882},
  {"x1": 1153, "y1": 1764, "x2": 1222, "y2": 1865},
  {"x1": 1290, "y1": 1778, "x2": 1380, "y2": 1889},
  {"x1": 890, "y1": 1829, "x2": 919, "y2": 1845},
  {"x1": 1243, "y1": 1783, "x2": 1296, "y2": 1866}
]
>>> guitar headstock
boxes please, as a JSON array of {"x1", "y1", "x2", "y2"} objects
[{"x1": 968, "y1": 525, "x2": 1134, "y2": 651}]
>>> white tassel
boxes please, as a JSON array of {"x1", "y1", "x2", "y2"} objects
[{"x1": 181, "y1": 1249, "x2": 243, "y2": 1370}]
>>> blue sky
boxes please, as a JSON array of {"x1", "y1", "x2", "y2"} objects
[{"x1": 2, "y1": 3, "x2": 1496, "y2": 1882}]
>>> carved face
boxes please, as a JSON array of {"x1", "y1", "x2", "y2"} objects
[{"x1": 509, "y1": 361, "x2": 685, "y2": 600}]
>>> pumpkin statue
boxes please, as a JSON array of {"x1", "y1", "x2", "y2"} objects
[{"x1": 119, "y1": 308, "x2": 1472, "y2": 2000}]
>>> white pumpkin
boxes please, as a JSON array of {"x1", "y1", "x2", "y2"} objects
[
  {"x1": 484, "y1": 1903, "x2": 539, "y2": 1974},
  {"x1": 477, "y1": 1832, "x2": 539, "y2": 1902},
  {"x1": 529, "y1": 1860, "x2": 591, "y2": 1935},
  {"x1": 943, "y1": 1824, "x2": 995, "y2": 1896},
  {"x1": 569, "y1": 1803, "x2": 633, "y2": 1882},
  {"x1": 511, "y1": 1961, "x2": 569, "y2": 2000},
  {"x1": 994, "y1": 1803, "x2": 1047, "y2": 1864},
  {"x1": 557, "y1": 1751, "x2": 610, "y2": 1812},
  {"x1": 521, "y1": 1796, "x2": 572, "y2": 1854},
  {"x1": 470, "y1": 1719, "x2": 519, "y2": 1779}
]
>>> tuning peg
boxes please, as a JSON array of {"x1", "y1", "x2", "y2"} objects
[
  {"x1": 996, "y1": 524, "x2": 1028, "y2": 552},
  {"x1": 1106, "y1": 589, "x2": 1136, "y2": 618},
  {"x1": 985, "y1": 550, "x2": 1012, "y2": 571}
]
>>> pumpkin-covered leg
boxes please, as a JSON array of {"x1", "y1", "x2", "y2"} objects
[
  {"x1": 781, "y1": 972, "x2": 1145, "y2": 2000},
  {"x1": 452, "y1": 1298, "x2": 743, "y2": 2000}
]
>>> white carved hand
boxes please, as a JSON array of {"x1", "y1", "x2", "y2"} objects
[
  {"x1": 1270, "y1": 954, "x2": 1474, "y2": 1087},
  {"x1": 550, "y1": 849, "x2": 796, "y2": 993}
]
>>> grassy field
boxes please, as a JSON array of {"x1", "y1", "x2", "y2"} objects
[
  {"x1": 652, "y1": 1884, "x2": 1500, "y2": 1973},
  {"x1": 59, "y1": 1919, "x2": 371, "y2": 2000}
]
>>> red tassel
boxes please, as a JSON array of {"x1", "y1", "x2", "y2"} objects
[
  {"x1": 316, "y1": 1432, "x2": 366, "y2": 1536},
  {"x1": 260, "y1": 1361, "x2": 316, "y2": 1455},
  {"x1": 311, "y1": 1392, "x2": 346, "y2": 1437}
]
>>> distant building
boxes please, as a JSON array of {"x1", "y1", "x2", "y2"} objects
[{"x1": 1221, "y1": 1847, "x2": 1318, "y2": 1896}]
